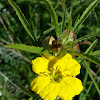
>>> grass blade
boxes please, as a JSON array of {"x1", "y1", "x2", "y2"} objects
[
  {"x1": 5, "y1": 44, "x2": 43, "y2": 54},
  {"x1": 74, "y1": 0, "x2": 100, "y2": 32},
  {"x1": 8, "y1": 0, "x2": 36, "y2": 41}
]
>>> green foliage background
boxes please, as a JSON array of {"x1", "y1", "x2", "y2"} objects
[{"x1": 0, "y1": 0, "x2": 100, "y2": 100}]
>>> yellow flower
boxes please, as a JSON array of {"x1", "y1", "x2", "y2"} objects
[{"x1": 30, "y1": 53, "x2": 83, "y2": 100}]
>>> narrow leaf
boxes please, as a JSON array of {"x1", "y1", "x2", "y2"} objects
[
  {"x1": 8, "y1": 0, "x2": 36, "y2": 41},
  {"x1": 63, "y1": 15, "x2": 72, "y2": 41},
  {"x1": 90, "y1": 50, "x2": 100, "y2": 56},
  {"x1": 0, "y1": 71, "x2": 33, "y2": 97},
  {"x1": 75, "y1": 33, "x2": 98, "y2": 43},
  {"x1": 16, "y1": 83, "x2": 34, "y2": 97},
  {"x1": 74, "y1": 0, "x2": 100, "y2": 32},
  {"x1": 43, "y1": 26, "x2": 55, "y2": 35},
  {"x1": 72, "y1": 52, "x2": 100, "y2": 66},
  {"x1": 43, "y1": 21, "x2": 68, "y2": 35},
  {"x1": 76, "y1": 40, "x2": 98, "y2": 64},
  {"x1": 85, "y1": 62, "x2": 100, "y2": 96},
  {"x1": 5, "y1": 44, "x2": 43, "y2": 54},
  {"x1": 42, "y1": 0, "x2": 60, "y2": 39},
  {"x1": 61, "y1": 7, "x2": 66, "y2": 33},
  {"x1": 85, "y1": 39, "x2": 98, "y2": 54}
]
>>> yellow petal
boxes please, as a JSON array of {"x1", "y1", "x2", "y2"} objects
[
  {"x1": 31, "y1": 76, "x2": 58, "y2": 100},
  {"x1": 69, "y1": 59, "x2": 81, "y2": 76},
  {"x1": 54, "y1": 54, "x2": 81, "y2": 76},
  {"x1": 31, "y1": 76, "x2": 50, "y2": 92},
  {"x1": 58, "y1": 77, "x2": 83, "y2": 100},
  {"x1": 32, "y1": 56, "x2": 49, "y2": 75}
]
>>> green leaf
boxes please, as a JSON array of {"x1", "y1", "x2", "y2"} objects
[
  {"x1": 5, "y1": 44, "x2": 43, "y2": 54},
  {"x1": 55, "y1": 1, "x2": 61, "y2": 10},
  {"x1": 29, "y1": 97, "x2": 33, "y2": 100},
  {"x1": 90, "y1": 50, "x2": 100, "y2": 56},
  {"x1": 71, "y1": 52, "x2": 100, "y2": 66},
  {"x1": 61, "y1": 7, "x2": 66, "y2": 33},
  {"x1": 75, "y1": 33, "x2": 98, "y2": 43},
  {"x1": 64, "y1": 15, "x2": 72, "y2": 41},
  {"x1": 83, "y1": 67, "x2": 100, "y2": 100},
  {"x1": 76, "y1": 40, "x2": 98, "y2": 64},
  {"x1": 43, "y1": 21, "x2": 68, "y2": 35},
  {"x1": 0, "y1": 71, "x2": 34, "y2": 97},
  {"x1": 42, "y1": 0, "x2": 60, "y2": 39},
  {"x1": 74, "y1": 0, "x2": 100, "y2": 32},
  {"x1": 43, "y1": 26, "x2": 55, "y2": 35},
  {"x1": 90, "y1": 75, "x2": 100, "y2": 97},
  {"x1": 85, "y1": 62, "x2": 100, "y2": 96},
  {"x1": 8, "y1": 0, "x2": 36, "y2": 41},
  {"x1": 16, "y1": 83, "x2": 34, "y2": 97},
  {"x1": 85, "y1": 39, "x2": 98, "y2": 54}
]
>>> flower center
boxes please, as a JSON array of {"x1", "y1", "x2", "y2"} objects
[{"x1": 51, "y1": 70, "x2": 63, "y2": 82}]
